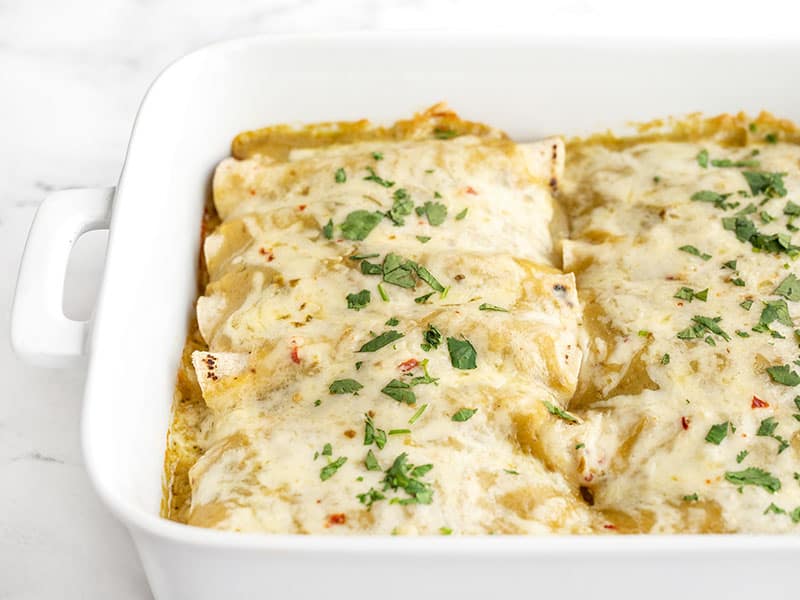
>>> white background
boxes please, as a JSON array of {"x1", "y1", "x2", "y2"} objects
[{"x1": 2, "y1": 1, "x2": 799, "y2": 598}]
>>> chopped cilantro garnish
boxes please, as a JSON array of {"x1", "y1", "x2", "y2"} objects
[
  {"x1": 674, "y1": 287, "x2": 708, "y2": 302},
  {"x1": 723, "y1": 260, "x2": 738, "y2": 270},
  {"x1": 785, "y1": 200, "x2": 800, "y2": 216},
  {"x1": 416, "y1": 235, "x2": 431, "y2": 243},
  {"x1": 356, "y1": 487, "x2": 385, "y2": 509},
  {"x1": 385, "y1": 317, "x2": 399, "y2": 326},
  {"x1": 765, "y1": 133, "x2": 778, "y2": 144},
  {"x1": 388, "y1": 429, "x2": 411, "y2": 436},
  {"x1": 322, "y1": 443, "x2": 332, "y2": 456},
  {"x1": 679, "y1": 245, "x2": 712, "y2": 261},
  {"x1": 759, "y1": 299, "x2": 792, "y2": 328},
  {"x1": 433, "y1": 127, "x2": 458, "y2": 139},
  {"x1": 731, "y1": 278, "x2": 746, "y2": 287},
  {"x1": 766, "y1": 364, "x2": 800, "y2": 386},
  {"x1": 314, "y1": 399, "x2": 322, "y2": 407},
  {"x1": 704, "y1": 422, "x2": 729, "y2": 445},
  {"x1": 661, "y1": 353, "x2": 670, "y2": 365},
  {"x1": 421, "y1": 324, "x2": 442, "y2": 351},
  {"x1": 722, "y1": 216, "x2": 800, "y2": 255},
  {"x1": 355, "y1": 361, "x2": 363, "y2": 370},
  {"x1": 542, "y1": 400, "x2": 580, "y2": 424},
  {"x1": 335, "y1": 168, "x2": 347, "y2": 183},
  {"x1": 381, "y1": 379, "x2": 416, "y2": 404},
  {"x1": 382, "y1": 253, "x2": 417, "y2": 288},
  {"x1": 416, "y1": 264, "x2": 445, "y2": 292},
  {"x1": 677, "y1": 315, "x2": 730, "y2": 342},
  {"x1": 358, "y1": 330, "x2": 404, "y2": 353},
  {"x1": 346, "y1": 289, "x2": 371, "y2": 311},
  {"x1": 377, "y1": 283, "x2": 389, "y2": 302},
  {"x1": 504, "y1": 469, "x2": 521, "y2": 475},
  {"x1": 479, "y1": 303, "x2": 509, "y2": 312},
  {"x1": 360, "y1": 260, "x2": 383, "y2": 275},
  {"x1": 371, "y1": 151, "x2": 383, "y2": 161},
  {"x1": 712, "y1": 158, "x2": 761, "y2": 168},
  {"x1": 416, "y1": 200, "x2": 447, "y2": 226},
  {"x1": 408, "y1": 403, "x2": 428, "y2": 425},
  {"x1": 385, "y1": 189, "x2": 414, "y2": 226},
  {"x1": 683, "y1": 493, "x2": 699, "y2": 502},
  {"x1": 775, "y1": 274, "x2": 800, "y2": 301},
  {"x1": 381, "y1": 452, "x2": 434, "y2": 505},
  {"x1": 329, "y1": 378, "x2": 363, "y2": 394},
  {"x1": 740, "y1": 299, "x2": 754, "y2": 311},
  {"x1": 691, "y1": 190, "x2": 735, "y2": 210},
  {"x1": 363, "y1": 166, "x2": 394, "y2": 188},
  {"x1": 696, "y1": 149, "x2": 709, "y2": 168},
  {"x1": 452, "y1": 408, "x2": 478, "y2": 422},
  {"x1": 365, "y1": 449, "x2": 381, "y2": 471},
  {"x1": 341, "y1": 210, "x2": 383, "y2": 241},
  {"x1": 724, "y1": 467, "x2": 781, "y2": 493},
  {"x1": 764, "y1": 503, "x2": 785, "y2": 515},
  {"x1": 736, "y1": 450, "x2": 749, "y2": 463},
  {"x1": 742, "y1": 171, "x2": 787, "y2": 198},
  {"x1": 455, "y1": 207, "x2": 468, "y2": 220},
  {"x1": 320, "y1": 456, "x2": 347, "y2": 481},
  {"x1": 415, "y1": 292, "x2": 435, "y2": 304},
  {"x1": 322, "y1": 219, "x2": 334, "y2": 239},
  {"x1": 439, "y1": 526, "x2": 452, "y2": 535},
  {"x1": 446, "y1": 337, "x2": 477, "y2": 370},
  {"x1": 736, "y1": 330, "x2": 751, "y2": 337},
  {"x1": 757, "y1": 417, "x2": 779, "y2": 437},
  {"x1": 364, "y1": 415, "x2": 387, "y2": 450}
]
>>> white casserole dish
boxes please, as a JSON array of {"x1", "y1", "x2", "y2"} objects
[{"x1": 11, "y1": 33, "x2": 800, "y2": 600}]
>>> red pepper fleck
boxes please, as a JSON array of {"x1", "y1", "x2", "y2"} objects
[
  {"x1": 465, "y1": 186, "x2": 478, "y2": 195},
  {"x1": 290, "y1": 345, "x2": 301, "y2": 364},
  {"x1": 677, "y1": 301, "x2": 684, "y2": 307},
  {"x1": 681, "y1": 416, "x2": 690, "y2": 430},
  {"x1": 249, "y1": 188, "x2": 256, "y2": 196},
  {"x1": 398, "y1": 358, "x2": 419, "y2": 372},
  {"x1": 298, "y1": 204, "x2": 307, "y2": 211},
  {"x1": 327, "y1": 513, "x2": 346, "y2": 526},
  {"x1": 751, "y1": 395, "x2": 769, "y2": 408},
  {"x1": 603, "y1": 524, "x2": 616, "y2": 530}
]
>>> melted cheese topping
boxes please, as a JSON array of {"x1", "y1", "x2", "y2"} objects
[
  {"x1": 163, "y1": 108, "x2": 800, "y2": 534},
  {"x1": 563, "y1": 140, "x2": 800, "y2": 533}
]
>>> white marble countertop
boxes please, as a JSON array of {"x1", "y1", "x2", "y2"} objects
[{"x1": 3, "y1": 1, "x2": 800, "y2": 598}]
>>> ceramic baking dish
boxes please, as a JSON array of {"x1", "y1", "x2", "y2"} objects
[{"x1": 11, "y1": 33, "x2": 800, "y2": 600}]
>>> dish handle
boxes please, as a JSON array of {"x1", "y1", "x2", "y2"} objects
[{"x1": 11, "y1": 187, "x2": 114, "y2": 368}]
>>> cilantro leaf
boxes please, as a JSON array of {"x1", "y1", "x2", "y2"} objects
[
  {"x1": 385, "y1": 188, "x2": 414, "y2": 226},
  {"x1": 329, "y1": 379, "x2": 363, "y2": 394},
  {"x1": 742, "y1": 171, "x2": 787, "y2": 198},
  {"x1": 766, "y1": 364, "x2": 800, "y2": 386},
  {"x1": 416, "y1": 200, "x2": 447, "y2": 226},
  {"x1": 452, "y1": 408, "x2": 478, "y2": 422},
  {"x1": 691, "y1": 190, "x2": 734, "y2": 210},
  {"x1": 674, "y1": 287, "x2": 708, "y2": 303},
  {"x1": 320, "y1": 456, "x2": 347, "y2": 481},
  {"x1": 381, "y1": 453, "x2": 434, "y2": 505},
  {"x1": 358, "y1": 330, "x2": 404, "y2": 353},
  {"x1": 759, "y1": 299, "x2": 792, "y2": 328},
  {"x1": 322, "y1": 219, "x2": 334, "y2": 239},
  {"x1": 775, "y1": 274, "x2": 800, "y2": 301},
  {"x1": 696, "y1": 149, "x2": 709, "y2": 168},
  {"x1": 381, "y1": 379, "x2": 416, "y2": 404},
  {"x1": 479, "y1": 303, "x2": 509, "y2": 312},
  {"x1": 382, "y1": 253, "x2": 417, "y2": 288},
  {"x1": 346, "y1": 289, "x2": 371, "y2": 311},
  {"x1": 334, "y1": 168, "x2": 346, "y2": 183},
  {"x1": 363, "y1": 166, "x2": 394, "y2": 187},
  {"x1": 724, "y1": 467, "x2": 781, "y2": 493},
  {"x1": 416, "y1": 265, "x2": 445, "y2": 292},
  {"x1": 455, "y1": 207, "x2": 468, "y2": 220},
  {"x1": 756, "y1": 417, "x2": 779, "y2": 437},
  {"x1": 446, "y1": 337, "x2": 477, "y2": 370},
  {"x1": 679, "y1": 245, "x2": 712, "y2": 261},
  {"x1": 421, "y1": 324, "x2": 442, "y2": 351},
  {"x1": 364, "y1": 415, "x2": 387, "y2": 450},
  {"x1": 365, "y1": 449, "x2": 381, "y2": 471},
  {"x1": 341, "y1": 210, "x2": 383, "y2": 241},
  {"x1": 704, "y1": 422, "x2": 729, "y2": 445},
  {"x1": 542, "y1": 400, "x2": 580, "y2": 424}
]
